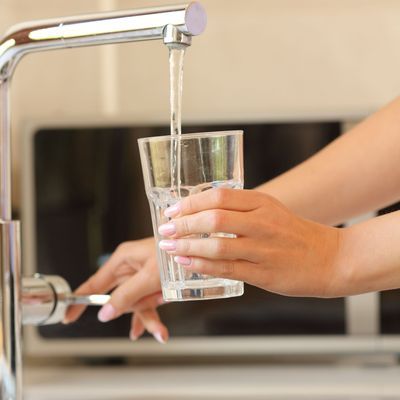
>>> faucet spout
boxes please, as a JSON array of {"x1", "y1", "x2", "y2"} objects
[
  {"x1": 0, "y1": 3, "x2": 206, "y2": 399},
  {"x1": 0, "y1": 2, "x2": 206, "y2": 78}
]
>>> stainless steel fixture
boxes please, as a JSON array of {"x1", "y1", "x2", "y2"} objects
[
  {"x1": 22, "y1": 275, "x2": 111, "y2": 326},
  {"x1": 0, "y1": 3, "x2": 207, "y2": 399}
]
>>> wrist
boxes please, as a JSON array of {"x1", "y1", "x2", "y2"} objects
[
  {"x1": 320, "y1": 226, "x2": 358, "y2": 298},
  {"x1": 333, "y1": 214, "x2": 400, "y2": 296},
  {"x1": 327, "y1": 226, "x2": 358, "y2": 297}
]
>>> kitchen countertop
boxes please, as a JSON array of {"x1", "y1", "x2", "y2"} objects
[{"x1": 24, "y1": 364, "x2": 400, "y2": 400}]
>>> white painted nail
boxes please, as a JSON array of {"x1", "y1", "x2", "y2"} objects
[{"x1": 153, "y1": 332, "x2": 166, "y2": 344}]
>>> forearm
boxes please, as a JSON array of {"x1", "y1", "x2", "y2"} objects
[
  {"x1": 257, "y1": 97, "x2": 400, "y2": 225},
  {"x1": 338, "y1": 211, "x2": 400, "y2": 294}
]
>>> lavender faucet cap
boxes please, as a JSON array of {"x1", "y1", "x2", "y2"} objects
[{"x1": 186, "y1": 2, "x2": 207, "y2": 35}]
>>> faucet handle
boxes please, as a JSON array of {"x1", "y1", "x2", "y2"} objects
[
  {"x1": 22, "y1": 274, "x2": 109, "y2": 326},
  {"x1": 66, "y1": 294, "x2": 110, "y2": 306}
]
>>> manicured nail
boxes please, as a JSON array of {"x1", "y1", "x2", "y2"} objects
[
  {"x1": 174, "y1": 256, "x2": 192, "y2": 266},
  {"x1": 153, "y1": 332, "x2": 166, "y2": 344},
  {"x1": 98, "y1": 303, "x2": 116, "y2": 323},
  {"x1": 62, "y1": 317, "x2": 71, "y2": 325},
  {"x1": 158, "y1": 222, "x2": 176, "y2": 236},
  {"x1": 164, "y1": 203, "x2": 181, "y2": 218},
  {"x1": 157, "y1": 295, "x2": 165, "y2": 305},
  {"x1": 129, "y1": 331, "x2": 138, "y2": 341},
  {"x1": 159, "y1": 240, "x2": 177, "y2": 251}
]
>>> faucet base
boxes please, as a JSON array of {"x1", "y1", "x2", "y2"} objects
[{"x1": 0, "y1": 220, "x2": 22, "y2": 400}]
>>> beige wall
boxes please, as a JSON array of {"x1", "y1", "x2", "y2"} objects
[
  {"x1": 4, "y1": 1, "x2": 400, "y2": 123},
  {"x1": 2, "y1": 0, "x2": 400, "y2": 204}
]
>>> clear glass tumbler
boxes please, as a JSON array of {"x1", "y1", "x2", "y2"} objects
[{"x1": 138, "y1": 131, "x2": 244, "y2": 301}]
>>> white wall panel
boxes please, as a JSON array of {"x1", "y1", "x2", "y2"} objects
[
  {"x1": 5, "y1": 1, "x2": 400, "y2": 128},
  {"x1": 117, "y1": 0, "x2": 400, "y2": 123}
]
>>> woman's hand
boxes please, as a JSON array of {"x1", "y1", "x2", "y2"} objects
[
  {"x1": 64, "y1": 237, "x2": 169, "y2": 343},
  {"x1": 158, "y1": 188, "x2": 349, "y2": 298}
]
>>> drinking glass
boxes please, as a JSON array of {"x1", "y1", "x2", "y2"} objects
[{"x1": 138, "y1": 131, "x2": 244, "y2": 301}]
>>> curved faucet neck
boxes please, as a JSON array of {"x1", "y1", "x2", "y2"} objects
[{"x1": 0, "y1": 2, "x2": 206, "y2": 80}]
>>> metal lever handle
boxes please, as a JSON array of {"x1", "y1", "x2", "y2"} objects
[
  {"x1": 22, "y1": 274, "x2": 109, "y2": 326},
  {"x1": 66, "y1": 294, "x2": 110, "y2": 306}
]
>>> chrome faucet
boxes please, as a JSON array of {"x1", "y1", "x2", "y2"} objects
[{"x1": 0, "y1": 3, "x2": 206, "y2": 399}]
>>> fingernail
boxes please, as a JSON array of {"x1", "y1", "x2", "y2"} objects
[
  {"x1": 159, "y1": 240, "x2": 177, "y2": 251},
  {"x1": 62, "y1": 318, "x2": 71, "y2": 325},
  {"x1": 165, "y1": 203, "x2": 181, "y2": 218},
  {"x1": 158, "y1": 222, "x2": 176, "y2": 236},
  {"x1": 153, "y1": 332, "x2": 166, "y2": 344},
  {"x1": 129, "y1": 331, "x2": 138, "y2": 341},
  {"x1": 157, "y1": 295, "x2": 165, "y2": 305},
  {"x1": 98, "y1": 303, "x2": 116, "y2": 323},
  {"x1": 174, "y1": 256, "x2": 191, "y2": 266}
]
